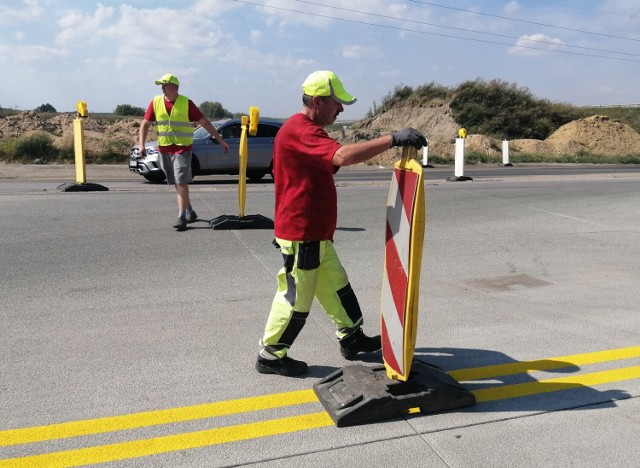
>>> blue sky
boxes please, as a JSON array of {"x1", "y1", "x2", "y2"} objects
[{"x1": 2, "y1": 0, "x2": 639, "y2": 120}]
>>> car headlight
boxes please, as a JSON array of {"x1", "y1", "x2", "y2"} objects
[{"x1": 131, "y1": 146, "x2": 159, "y2": 159}]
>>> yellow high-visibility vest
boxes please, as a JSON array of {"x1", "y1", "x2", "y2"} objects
[{"x1": 153, "y1": 95, "x2": 193, "y2": 146}]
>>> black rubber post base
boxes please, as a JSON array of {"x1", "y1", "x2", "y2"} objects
[
  {"x1": 421, "y1": 164, "x2": 434, "y2": 168},
  {"x1": 446, "y1": 175, "x2": 473, "y2": 182},
  {"x1": 503, "y1": 163, "x2": 514, "y2": 167},
  {"x1": 210, "y1": 214, "x2": 274, "y2": 230},
  {"x1": 313, "y1": 360, "x2": 475, "y2": 427},
  {"x1": 57, "y1": 182, "x2": 109, "y2": 192}
]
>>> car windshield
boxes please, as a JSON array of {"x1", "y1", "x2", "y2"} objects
[{"x1": 193, "y1": 120, "x2": 228, "y2": 139}]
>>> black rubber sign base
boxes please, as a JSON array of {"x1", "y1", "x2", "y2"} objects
[
  {"x1": 210, "y1": 214, "x2": 274, "y2": 230},
  {"x1": 313, "y1": 360, "x2": 476, "y2": 427},
  {"x1": 57, "y1": 182, "x2": 109, "y2": 192}
]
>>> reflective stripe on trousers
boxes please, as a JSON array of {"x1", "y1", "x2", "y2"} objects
[{"x1": 260, "y1": 238, "x2": 364, "y2": 358}]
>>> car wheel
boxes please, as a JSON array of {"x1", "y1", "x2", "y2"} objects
[
  {"x1": 247, "y1": 171, "x2": 266, "y2": 181},
  {"x1": 143, "y1": 173, "x2": 166, "y2": 184},
  {"x1": 191, "y1": 154, "x2": 200, "y2": 180}
]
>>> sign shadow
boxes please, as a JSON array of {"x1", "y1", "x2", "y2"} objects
[{"x1": 414, "y1": 347, "x2": 630, "y2": 413}]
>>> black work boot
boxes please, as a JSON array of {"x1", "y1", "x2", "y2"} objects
[
  {"x1": 173, "y1": 216, "x2": 187, "y2": 231},
  {"x1": 339, "y1": 328, "x2": 382, "y2": 360},
  {"x1": 255, "y1": 355, "x2": 308, "y2": 377}
]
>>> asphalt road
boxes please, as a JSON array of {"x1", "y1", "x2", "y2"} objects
[{"x1": 1, "y1": 164, "x2": 640, "y2": 467}]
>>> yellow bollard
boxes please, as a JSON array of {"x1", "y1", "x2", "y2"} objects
[
  {"x1": 57, "y1": 101, "x2": 108, "y2": 192},
  {"x1": 238, "y1": 115, "x2": 248, "y2": 218},
  {"x1": 211, "y1": 106, "x2": 271, "y2": 229},
  {"x1": 238, "y1": 107, "x2": 260, "y2": 218},
  {"x1": 74, "y1": 101, "x2": 88, "y2": 184}
]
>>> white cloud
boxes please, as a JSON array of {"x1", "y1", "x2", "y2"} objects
[
  {"x1": 503, "y1": 2, "x2": 521, "y2": 14},
  {"x1": 214, "y1": 42, "x2": 314, "y2": 72},
  {"x1": 250, "y1": 30, "x2": 263, "y2": 46},
  {"x1": 379, "y1": 70, "x2": 402, "y2": 79},
  {"x1": 259, "y1": 0, "x2": 416, "y2": 28},
  {"x1": 341, "y1": 44, "x2": 383, "y2": 60},
  {"x1": 53, "y1": 4, "x2": 232, "y2": 70},
  {"x1": 190, "y1": 0, "x2": 241, "y2": 16},
  {"x1": 0, "y1": 0, "x2": 43, "y2": 26},
  {"x1": 0, "y1": 44, "x2": 69, "y2": 64},
  {"x1": 509, "y1": 34, "x2": 565, "y2": 56},
  {"x1": 56, "y1": 5, "x2": 116, "y2": 46}
]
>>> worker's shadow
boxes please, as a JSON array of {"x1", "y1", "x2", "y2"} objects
[{"x1": 413, "y1": 346, "x2": 630, "y2": 413}]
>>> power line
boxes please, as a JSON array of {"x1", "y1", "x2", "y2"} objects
[
  {"x1": 408, "y1": 0, "x2": 640, "y2": 43},
  {"x1": 231, "y1": 0, "x2": 640, "y2": 63},
  {"x1": 290, "y1": 0, "x2": 640, "y2": 59},
  {"x1": 522, "y1": 0, "x2": 640, "y2": 21}
]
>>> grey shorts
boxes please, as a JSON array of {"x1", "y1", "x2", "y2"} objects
[{"x1": 158, "y1": 150, "x2": 192, "y2": 185}]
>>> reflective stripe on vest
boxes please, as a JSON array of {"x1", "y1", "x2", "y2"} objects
[{"x1": 153, "y1": 95, "x2": 193, "y2": 146}]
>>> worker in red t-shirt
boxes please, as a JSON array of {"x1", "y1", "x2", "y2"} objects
[
  {"x1": 256, "y1": 70, "x2": 427, "y2": 376},
  {"x1": 138, "y1": 73, "x2": 229, "y2": 231}
]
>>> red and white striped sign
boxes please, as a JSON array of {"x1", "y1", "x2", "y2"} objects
[{"x1": 380, "y1": 156, "x2": 425, "y2": 381}]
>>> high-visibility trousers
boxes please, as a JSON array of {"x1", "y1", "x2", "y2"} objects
[{"x1": 260, "y1": 238, "x2": 364, "y2": 358}]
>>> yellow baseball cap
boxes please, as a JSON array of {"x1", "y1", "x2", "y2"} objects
[
  {"x1": 302, "y1": 70, "x2": 357, "y2": 105},
  {"x1": 154, "y1": 73, "x2": 180, "y2": 86}
]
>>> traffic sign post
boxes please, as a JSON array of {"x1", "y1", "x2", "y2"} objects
[
  {"x1": 314, "y1": 146, "x2": 475, "y2": 427},
  {"x1": 211, "y1": 106, "x2": 273, "y2": 230},
  {"x1": 381, "y1": 147, "x2": 424, "y2": 381},
  {"x1": 57, "y1": 101, "x2": 108, "y2": 192}
]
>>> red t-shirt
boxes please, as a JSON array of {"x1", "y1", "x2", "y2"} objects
[
  {"x1": 273, "y1": 113, "x2": 342, "y2": 241},
  {"x1": 143, "y1": 96, "x2": 204, "y2": 153}
]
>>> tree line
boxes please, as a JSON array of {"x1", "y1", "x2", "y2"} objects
[{"x1": 1, "y1": 101, "x2": 233, "y2": 120}]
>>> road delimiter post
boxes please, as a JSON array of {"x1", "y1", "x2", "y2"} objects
[
  {"x1": 57, "y1": 101, "x2": 108, "y2": 192},
  {"x1": 447, "y1": 128, "x2": 472, "y2": 182},
  {"x1": 502, "y1": 139, "x2": 513, "y2": 166}
]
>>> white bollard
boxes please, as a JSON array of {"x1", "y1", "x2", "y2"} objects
[
  {"x1": 502, "y1": 140, "x2": 512, "y2": 166},
  {"x1": 454, "y1": 137, "x2": 465, "y2": 177},
  {"x1": 421, "y1": 144, "x2": 431, "y2": 167},
  {"x1": 447, "y1": 137, "x2": 473, "y2": 181}
]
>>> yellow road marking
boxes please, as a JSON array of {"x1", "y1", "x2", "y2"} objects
[
  {"x1": 450, "y1": 346, "x2": 640, "y2": 381},
  {"x1": 472, "y1": 365, "x2": 640, "y2": 403},
  {"x1": 1, "y1": 346, "x2": 639, "y2": 467},
  {"x1": 0, "y1": 412, "x2": 333, "y2": 468},
  {"x1": 0, "y1": 389, "x2": 317, "y2": 447}
]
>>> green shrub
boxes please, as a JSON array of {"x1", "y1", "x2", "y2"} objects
[
  {"x1": 0, "y1": 132, "x2": 57, "y2": 162},
  {"x1": 114, "y1": 104, "x2": 145, "y2": 116},
  {"x1": 450, "y1": 79, "x2": 582, "y2": 140},
  {"x1": 86, "y1": 138, "x2": 130, "y2": 163},
  {"x1": 34, "y1": 103, "x2": 57, "y2": 113},
  {"x1": 199, "y1": 101, "x2": 233, "y2": 120},
  {"x1": 414, "y1": 82, "x2": 453, "y2": 102}
]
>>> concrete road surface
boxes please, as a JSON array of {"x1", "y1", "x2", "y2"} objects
[{"x1": 1, "y1": 165, "x2": 640, "y2": 467}]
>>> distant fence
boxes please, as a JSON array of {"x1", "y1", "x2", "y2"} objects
[{"x1": 582, "y1": 104, "x2": 640, "y2": 108}]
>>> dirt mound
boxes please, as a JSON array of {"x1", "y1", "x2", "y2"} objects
[
  {"x1": 464, "y1": 134, "x2": 501, "y2": 157},
  {"x1": 329, "y1": 100, "x2": 460, "y2": 164},
  {"x1": 511, "y1": 139, "x2": 554, "y2": 154},
  {"x1": 0, "y1": 111, "x2": 148, "y2": 157},
  {"x1": 2, "y1": 107, "x2": 640, "y2": 163},
  {"x1": 354, "y1": 100, "x2": 459, "y2": 142},
  {"x1": 545, "y1": 115, "x2": 640, "y2": 156}
]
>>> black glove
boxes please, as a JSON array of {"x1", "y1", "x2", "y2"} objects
[{"x1": 391, "y1": 128, "x2": 428, "y2": 149}]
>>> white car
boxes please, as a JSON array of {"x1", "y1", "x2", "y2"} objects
[{"x1": 129, "y1": 118, "x2": 283, "y2": 183}]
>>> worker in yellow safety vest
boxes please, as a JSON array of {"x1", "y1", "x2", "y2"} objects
[{"x1": 138, "y1": 73, "x2": 230, "y2": 231}]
